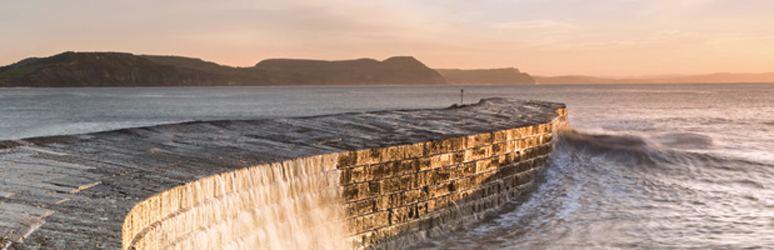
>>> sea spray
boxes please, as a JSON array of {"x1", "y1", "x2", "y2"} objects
[
  {"x1": 415, "y1": 129, "x2": 774, "y2": 249},
  {"x1": 128, "y1": 155, "x2": 349, "y2": 250}
]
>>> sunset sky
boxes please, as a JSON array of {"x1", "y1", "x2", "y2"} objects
[{"x1": 2, "y1": 0, "x2": 773, "y2": 76}]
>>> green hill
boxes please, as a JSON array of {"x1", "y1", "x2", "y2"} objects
[
  {"x1": 435, "y1": 68, "x2": 535, "y2": 84},
  {"x1": 254, "y1": 56, "x2": 447, "y2": 85},
  {"x1": 0, "y1": 52, "x2": 446, "y2": 87}
]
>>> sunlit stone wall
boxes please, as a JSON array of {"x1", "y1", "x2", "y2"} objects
[
  {"x1": 122, "y1": 155, "x2": 349, "y2": 250},
  {"x1": 122, "y1": 108, "x2": 567, "y2": 250},
  {"x1": 340, "y1": 110, "x2": 567, "y2": 249}
]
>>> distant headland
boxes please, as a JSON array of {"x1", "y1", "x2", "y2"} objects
[
  {"x1": 436, "y1": 68, "x2": 535, "y2": 84},
  {"x1": 5, "y1": 51, "x2": 769, "y2": 87},
  {"x1": 0, "y1": 52, "x2": 536, "y2": 87},
  {"x1": 534, "y1": 73, "x2": 774, "y2": 84}
]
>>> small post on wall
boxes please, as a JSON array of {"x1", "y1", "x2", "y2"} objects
[{"x1": 460, "y1": 89, "x2": 464, "y2": 105}]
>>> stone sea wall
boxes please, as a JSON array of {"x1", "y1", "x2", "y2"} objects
[
  {"x1": 0, "y1": 98, "x2": 566, "y2": 249},
  {"x1": 122, "y1": 155, "x2": 347, "y2": 250},
  {"x1": 341, "y1": 121, "x2": 562, "y2": 249},
  {"x1": 122, "y1": 108, "x2": 568, "y2": 249}
]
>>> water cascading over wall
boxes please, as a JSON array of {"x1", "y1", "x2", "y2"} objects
[
  {"x1": 0, "y1": 98, "x2": 566, "y2": 249},
  {"x1": 122, "y1": 107, "x2": 569, "y2": 249},
  {"x1": 122, "y1": 155, "x2": 349, "y2": 249}
]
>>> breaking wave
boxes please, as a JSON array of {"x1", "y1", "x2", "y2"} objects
[{"x1": 415, "y1": 130, "x2": 774, "y2": 249}]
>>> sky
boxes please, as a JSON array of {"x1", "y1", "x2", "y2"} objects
[{"x1": 1, "y1": 0, "x2": 773, "y2": 76}]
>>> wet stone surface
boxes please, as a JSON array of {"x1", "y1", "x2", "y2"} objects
[{"x1": 0, "y1": 98, "x2": 564, "y2": 249}]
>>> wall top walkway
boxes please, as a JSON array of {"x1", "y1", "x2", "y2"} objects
[{"x1": 0, "y1": 98, "x2": 564, "y2": 249}]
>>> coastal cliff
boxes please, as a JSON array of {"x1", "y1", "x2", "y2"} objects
[
  {"x1": 0, "y1": 52, "x2": 446, "y2": 87},
  {"x1": 0, "y1": 52, "x2": 299, "y2": 87},
  {"x1": 255, "y1": 56, "x2": 447, "y2": 85},
  {"x1": 436, "y1": 68, "x2": 535, "y2": 84}
]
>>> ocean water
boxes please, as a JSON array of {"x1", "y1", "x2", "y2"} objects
[{"x1": 2, "y1": 83, "x2": 774, "y2": 249}]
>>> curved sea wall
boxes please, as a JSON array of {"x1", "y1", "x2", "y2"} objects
[
  {"x1": 123, "y1": 107, "x2": 567, "y2": 249},
  {"x1": 0, "y1": 98, "x2": 566, "y2": 249},
  {"x1": 339, "y1": 120, "x2": 563, "y2": 249},
  {"x1": 122, "y1": 155, "x2": 347, "y2": 250}
]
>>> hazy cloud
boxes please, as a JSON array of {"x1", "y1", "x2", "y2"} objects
[{"x1": 494, "y1": 20, "x2": 574, "y2": 30}]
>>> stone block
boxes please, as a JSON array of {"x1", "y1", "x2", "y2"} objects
[
  {"x1": 514, "y1": 138, "x2": 524, "y2": 151},
  {"x1": 460, "y1": 162, "x2": 477, "y2": 177},
  {"x1": 350, "y1": 231, "x2": 373, "y2": 250},
  {"x1": 491, "y1": 142, "x2": 506, "y2": 156},
  {"x1": 451, "y1": 176, "x2": 476, "y2": 191},
  {"x1": 408, "y1": 143, "x2": 426, "y2": 159},
  {"x1": 475, "y1": 171, "x2": 497, "y2": 186},
  {"x1": 417, "y1": 170, "x2": 432, "y2": 186},
  {"x1": 537, "y1": 134, "x2": 546, "y2": 145},
  {"x1": 446, "y1": 164, "x2": 464, "y2": 179},
  {"x1": 379, "y1": 218, "x2": 422, "y2": 240},
  {"x1": 536, "y1": 155, "x2": 548, "y2": 166},
  {"x1": 427, "y1": 182, "x2": 453, "y2": 198},
  {"x1": 398, "y1": 159, "x2": 421, "y2": 176},
  {"x1": 416, "y1": 157, "x2": 433, "y2": 171},
  {"x1": 506, "y1": 127, "x2": 521, "y2": 141},
  {"x1": 389, "y1": 203, "x2": 428, "y2": 225},
  {"x1": 445, "y1": 139, "x2": 461, "y2": 156},
  {"x1": 356, "y1": 149, "x2": 381, "y2": 166},
  {"x1": 385, "y1": 189, "x2": 425, "y2": 208},
  {"x1": 532, "y1": 136, "x2": 542, "y2": 148},
  {"x1": 368, "y1": 181, "x2": 383, "y2": 197},
  {"x1": 502, "y1": 174, "x2": 517, "y2": 188},
  {"x1": 522, "y1": 147, "x2": 535, "y2": 159},
  {"x1": 467, "y1": 133, "x2": 494, "y2": 148},
  {"x1": 382, "y1": 146, "x2": 403, "y2": 163},
  {"x1": 542, "y1": 123, "x2": 553, "y2": 134},
  {"x1": 427, "y1": 195, "x2": 450, "y2": 212},
  {"x1": 423, "y1": 140, "x2": 444, "y2": 156},
  {"x1": 432, "y1": 153, "x2": 454, "y2": 169},
  {"x1": 528, "y1": 125, "x2": 539, "y2": 135},
  {"x1": 380, "y1": 175, "x2": 418, "y2": 194},
  {"x1": 365, "y1": 162, "x2": 392, "y2": 180},
  {"x1": 492, "y1": 130, "x2": 507, "y2": 143},
  {"x1": 340, "y1": 168, "x2": 352, "y2": 185},
  {"x1": 452, "y1": 150, "x2": 465, "y2": 165},
  {"x1": 337, "y1": 151, "x2": 358, "y2": 169},
  {"x1": 346, "y1": 198, "x2": 377, "y2": 216},
  {"x1": 349, "y1": 166, "x2": 367, "y2": 184},
  {"x1": 498, "y1": 154, "x2": 509, "y2": 166},
  {"x1": 475, "y1": 158, "x2": 498, "y2": 173},
  {"x1": 343, "y1": 182, "x2": 377, "y2": 201},
  {"x1": 516, "y1": 171, "x2": 532, "y2": 186},
  {"x1": 505, "y1": 140, "x2": 517, "y2": 154},
  {"x1": 429, "y1": 167, "x2": 453, "y2": 184},
  {"x1": 504, "y1": 151, "x2": 518, "y2": 165},
  {"x1": 374, "y1": 195, "x2": 392, "y2": 211},
  {"x1": 350, "y1": 211, "x2": 390, "y2": 234},
  {"x1": 464, "y1": 145, "x2": 492, "y2": 163}
]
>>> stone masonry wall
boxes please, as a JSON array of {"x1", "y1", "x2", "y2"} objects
[
  {"x1": 121, "y1": 107, "x2": 568, "y2": 249},
  {"x1": 340, "y1": 112, "x2": 566, "y2": 249},
  {"x1": 0, "y1": 98, "x2": 567, "y2": 249},
  {"x1": 122, "y1": 155, "x2": 344, "y2": 250}
]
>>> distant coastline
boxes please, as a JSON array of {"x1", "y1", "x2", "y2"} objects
[
  {"x1": 3, "y1": 51, "x2": 772, "y2": 87},
  {"x1": 0, "y1": 52, "x2": 536, "y2": 87},
  {"x1": 436, "y1": 68, "x2": 535, "y2": 85},
  {"x1": 534, "y1": 73, "x2": 774, "y2": 84}
]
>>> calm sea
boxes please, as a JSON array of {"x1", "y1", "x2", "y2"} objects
[{"x1": 2, "y1": 83, "x2": 774, "y2": 249}]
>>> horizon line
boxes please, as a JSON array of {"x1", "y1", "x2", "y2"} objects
[{"x1": 3, "y1": 50, "x2": 773, "y2": 78}]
